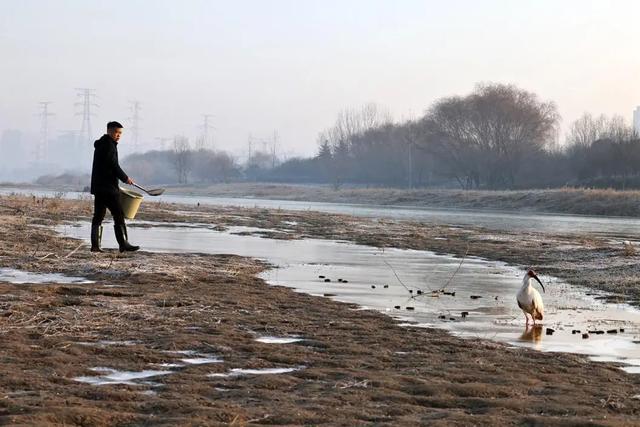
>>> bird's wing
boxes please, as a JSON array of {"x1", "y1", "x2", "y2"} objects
[{"x1": 531, "y1": 290, "x2": 544, "y2": 319}]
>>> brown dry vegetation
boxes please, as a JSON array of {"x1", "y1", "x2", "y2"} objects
[{"x1": 1, "y1": 195, "x2": 640, "y2": 426}]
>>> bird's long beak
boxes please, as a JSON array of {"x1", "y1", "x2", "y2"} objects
[{"x1": 532, "y1": 273, "x2": 545, "y2": 293}]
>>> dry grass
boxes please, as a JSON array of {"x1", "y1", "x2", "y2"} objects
[{"x1": 166, "y1": 183, "x2": 640, "y2": 216}]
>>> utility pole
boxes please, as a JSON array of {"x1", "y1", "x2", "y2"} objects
[
  {"x1": 75, "y1": 88, "x2": 98, "y2": 152},
  {"x1": 36, "y1": 101, "x2": 54, "y2": 163},
  {"x1": 271, "y1": 130, "x2": 278, "y2": 169},
  {"x1": 200, "y1": 114, "x2": 215, "y2": 150},
  {"x1": 128, "y1": 100, "x2": 141, "y2": 152}
]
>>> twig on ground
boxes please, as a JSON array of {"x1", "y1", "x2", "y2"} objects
[{"x1": 64, "y1": 242, "x2": 84, "y2": 258}]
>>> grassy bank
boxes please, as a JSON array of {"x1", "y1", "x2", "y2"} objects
[{"x1": 168, "y1": 183, "x2": 640, "y2": 217}]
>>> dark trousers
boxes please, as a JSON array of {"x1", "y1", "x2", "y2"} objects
[{"x1": 92, "y1": 191, "x2": 125, "y2": 226}]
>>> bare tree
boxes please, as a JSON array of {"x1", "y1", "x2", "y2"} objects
[
  {"x1": 421, "y1": 83, "x2": 559, "y2": 189},
  {"x1": 172, "y1": 135, "x2": 191, "y2": 184}
]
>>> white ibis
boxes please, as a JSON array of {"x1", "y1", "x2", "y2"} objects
[{"x1": 516, "y1": 269, "x2": 545, "y2": 326}]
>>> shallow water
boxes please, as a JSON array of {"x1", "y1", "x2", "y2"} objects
[
  {"x1": 9, "y1": 186, "x2": 640, "y2": 237},
  {"x1": 0, "y1": 268, "x2": 94, "y2": 285},
  {"x1": 58, "y1": 222, "x2": 640, "y2": 373}
]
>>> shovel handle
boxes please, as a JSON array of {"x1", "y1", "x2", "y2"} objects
[{"x1": 132, "y1": 182, "x2": 150, "y2": 194}]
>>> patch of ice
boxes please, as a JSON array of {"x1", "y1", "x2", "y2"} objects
[
  {"x1": 74, "y1": 367, "x2": 173, "y2": 386},
  {"x1": 208, "y1": 366, "x2": 305, "y2": 378},
  {"x1": 180, "y1": 356, "x2": 223, "y2": 365},
  {"x1": 77, "y1": 340, "x2": 137, "y2": 347},
  {"x1": 163, "y1": 350, "x2": 223, "y2": 365},
  {"x1": 0, "y1": 268, "x2": 93, "y2": 284},
  {"x1": 255, "y1": 336, "x2": 303, "y2": 344}
]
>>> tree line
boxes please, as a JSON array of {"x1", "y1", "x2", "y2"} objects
[{"x1": 122, "y1": 83, "x2": 640, "y2": 190}]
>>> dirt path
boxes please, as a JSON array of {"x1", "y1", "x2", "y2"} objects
[{"x1": 1, "y1": 195, "x2": 640, "y2": 426}]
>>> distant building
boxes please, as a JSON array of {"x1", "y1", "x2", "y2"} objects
[{"x1": 635, "y1": 106, "x2": 640, "y2": 136}]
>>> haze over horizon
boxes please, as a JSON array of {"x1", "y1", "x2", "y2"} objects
[{"x1": 1, "y1": 0, "x2": 639, "y2": 175}]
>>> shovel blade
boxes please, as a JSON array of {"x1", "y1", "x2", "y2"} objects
[{"x1": 147, "y1": 188, "x2": 165, "y2": 196}]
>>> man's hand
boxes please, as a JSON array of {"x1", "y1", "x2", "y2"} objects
[{"x1": 127, "y1": 177, "x2": 135, "y2": 185}]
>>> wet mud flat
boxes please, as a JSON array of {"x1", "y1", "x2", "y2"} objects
[{"x1": 1, "y1": 196, "x2": 640, "y2": 425}]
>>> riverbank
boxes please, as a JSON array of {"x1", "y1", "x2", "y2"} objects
[
  {"x1": 5, "y1": 182, "x2": 640, "y2": 217},
  {"x1": 1, "y1": 195, "x2": 640, "y2": 425},
  {"x1": 159, "y1": 183, "x2": 640, "y2": 217}
]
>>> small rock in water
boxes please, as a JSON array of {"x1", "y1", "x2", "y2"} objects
[
  {"x1": 449, "y1": 317, "x2": 456, "y2": 321},
  {"x1": 406, "y1": 307, "x2": 415, "y2": 311},
  {"x1": 619, "y1": 328, "x2": 625, "y2": 333},
  {"x1": 438, "y1": 315, "x2": 446, "y2": 320},
  {"x1": 582, "y1": 333, "x2": 589, "y2": 339},
  {"x1": 572, "y1": 330, "x2": 581, "y2": 334},
  {"x1": 319, "y1": 275, "x2": 325, "y2": 279},
  {"x1": 416, "y1": 290, "x2": 423, "y2": 295},
  {"x1": 383, "y1": 285, "x2": 389, "y2": 288},
  {"x1": 409, "y1": 290, "x2": 413, "y2": 294},
  {"x1": 461, "y1": 311, "x2": 469, "y2": 318},
  {"x1": 323, "y1": 293, "x2": 337, "y2": 297},
  {"x1": 394, "y1": 305, "x2": 401, "y2": 309},
  {"x1": 371, "y1": 285, "x2": 376, "y2": 289},
  {"x1": 607, "y1": 329, "x2": 618, "y2": 334},
  {"x1": 546, "y1": 328, "x2": 555, "y2": 336},
  {"x1": 337, "y1": 278, "x2": 343, "y2": 282},
  {"x1": 470, "y1": 295, "x2": 482, "y2": 300},
  {"x1": 324, "y1": 279, "x2": 331, "y2": 283},
  {"x1": 342, "y1": 280, "x2": 348, "y2": 283}
]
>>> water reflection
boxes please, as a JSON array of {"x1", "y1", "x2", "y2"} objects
[{"x1": 519, "y1": 325, "x2": 543, "y2": 347}]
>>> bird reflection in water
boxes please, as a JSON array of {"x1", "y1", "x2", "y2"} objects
[{"x1": 520, "y1": 325, "x2": 543, "y2": 347}]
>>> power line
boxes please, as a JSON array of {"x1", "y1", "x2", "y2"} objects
[
  {"x1": 36, "y1": 101, "x2": 54, "y2": 162},
  {"x1": 199, "y1": 114, "x2": 215, "y2": 150},
  {"x1": 74, "y1": 88, "x2": 98, "y2": 146}
]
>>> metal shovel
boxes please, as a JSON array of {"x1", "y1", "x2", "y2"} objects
[{"x1": 132, "y1": 182, "x2": 165, "y2": 196}]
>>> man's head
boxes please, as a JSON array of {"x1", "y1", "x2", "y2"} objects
[{"x1": 107, "y1": 121, "x2": 124, "y2": 143}]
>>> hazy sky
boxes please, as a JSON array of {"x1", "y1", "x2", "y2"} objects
[{"x1": 1, "y1": 0, "x2": 639, "y2": 158}]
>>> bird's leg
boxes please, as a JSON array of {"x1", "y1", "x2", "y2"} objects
[{"x1": 524, "y1": 312, "x2": 530, "y2": 326}]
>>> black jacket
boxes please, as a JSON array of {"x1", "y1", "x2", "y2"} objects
[{"x1": 90, "y1": 134, "x2": 129, "y2": 195}]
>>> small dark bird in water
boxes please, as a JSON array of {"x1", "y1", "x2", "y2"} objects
[
  {"x1": 324, "y1": 278, "x2": 331, "y2": 283},
  {"x1": 582, "y1": 333, "x2": 589, "y2": 339},
  {"x1": 545, "y1": 328, "x2": 555, "y2": 335},
  {"x1": 394, "y1": 305, "x2": 401, "y2": 309},
  {"x1": 470, "y1": 295, "x2": 482, "y2": 300},
  {"x1": 371, "y1": 285, "x2": 376, "y2": 289},
  {"x1": 416, "y1": 290, "x2": 423, "y2": 295},
  {"x1": 383, "y1": 285, "x2": 388, "y2": 288},
  {"x1": 461, "y1": 311, "x2": 469, "y2": 318},
  {"x1": 319, "y1": 275, "x2": 325, "y2": 279}
]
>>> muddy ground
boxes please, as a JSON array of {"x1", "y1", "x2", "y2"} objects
[{"x1": 1, "y1": 194, "x2": 640, "y2": 426}]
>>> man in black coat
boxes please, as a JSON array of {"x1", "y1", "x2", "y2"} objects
[{"x1": 90, "y1": 121, "x2": 140, "y2": 253}]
